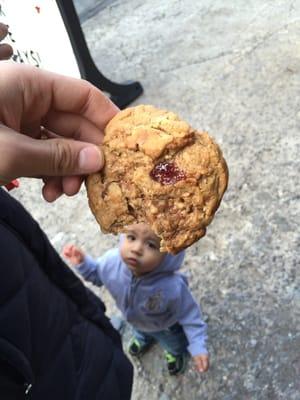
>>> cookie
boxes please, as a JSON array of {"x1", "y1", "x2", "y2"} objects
[{"x1": 86, "y1": 105, "x2": 228, "y2": 254}]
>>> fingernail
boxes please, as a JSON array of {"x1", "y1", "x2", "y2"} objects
[{"x1": 78, "y1": 146, "x2": 103, "y2": 172}]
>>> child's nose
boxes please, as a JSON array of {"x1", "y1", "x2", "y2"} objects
[{"x1": 131, "y1": 241, "x2": 143, "y2": 255}]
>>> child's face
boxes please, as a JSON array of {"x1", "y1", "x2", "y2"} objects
[{"x1": 120, "y1": 223, "x2": 165, "y2": 277}]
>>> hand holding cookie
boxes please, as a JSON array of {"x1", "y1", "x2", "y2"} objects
[{"x1": 0, "y1": 62, "x2": 118, "y2": 201}]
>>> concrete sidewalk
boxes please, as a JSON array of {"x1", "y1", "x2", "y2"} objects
[{"x1": 17, "y1": 1, "x2": 300, "y2": 399}]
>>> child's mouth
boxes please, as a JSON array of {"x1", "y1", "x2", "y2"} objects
[{"x1": 126, "y1": 257, "x2": 138, "y2": 267}]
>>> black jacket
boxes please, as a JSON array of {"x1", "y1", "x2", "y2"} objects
[{"x1": 0, "y1": 188, "x2": 133, "y2": 399}]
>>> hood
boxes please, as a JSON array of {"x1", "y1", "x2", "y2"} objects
[{"x1": 155, "y1": 250, "x2": 185, "y2": 273}]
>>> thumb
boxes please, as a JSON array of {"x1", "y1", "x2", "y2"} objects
[
  {"x1": 0, "y1": 125, "x2": 104, "y2": 181},
  {"x1": 42, "y1": 138, "x2": 104, "y2": 176}
]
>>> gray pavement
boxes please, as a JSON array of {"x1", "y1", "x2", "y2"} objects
[{"x1": 15, "y1": 1, "x2": 300, "y2": 399}]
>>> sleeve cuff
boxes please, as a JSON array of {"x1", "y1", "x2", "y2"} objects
[
  {"x1": 187, "y1": 342, "x2": 208, "y2": 357},
  {"x1": 75, "y1": 255, "x2": 97, "y2": 275}
]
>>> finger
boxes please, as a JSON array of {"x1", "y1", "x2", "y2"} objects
[
  {"x1": 202, "y1": 357, "x2": 209, "y2": 371},
  {"x1": 194, "y1": 359, "x2": 203, "y2": 373},
  {"x1": 48, "y1": 72, "x2": 119, "y2": 130},
  {"x1": 0, "y1": 43, "x2": 13, "y2": 60},
  {"x1": 42, "y1": 177, "x2": 63, "y2": 202},
  {"x1": 66, "y1": 249, "x2": 75, "y2": 259},
  {"x1": 63, "y1": 248, "x2": 70, "y2": 257},
  {"x1": 0, "y1": 23, "x2": 9, "y2": 40},
  {"x1": 41, "y1": 127, "x2": 60, "y2": 139},
  {"x1": 63, "y1": 246, "x2": 72, "y2": 257},
  {"x1": 198, "y1": 361, "x2": 204, "y2": 372},
  {"x1": 62, "y1": 176, "x2": 83, "y2": 196},
  {"x1": 43, "y1": 176, "x2": 82, "y2": 201},
  {"x1": 0, "y1": 125, "x2": 104, "y2": 179},
  {"x1": 0, "y1": 63, "x2": 119, "y2": 137},
  {"x1": 68, "y1": 245, "x2": 76, "y2": 256},
  {"x1": 74, "y1": 248, "x2": 82, "y2": 257},
  {"x1": 43, "y1": 110, "x2": 105, "y2": 144},
  {"x1": 21, "y1": 121, "x2": 44, "y2": 139}
]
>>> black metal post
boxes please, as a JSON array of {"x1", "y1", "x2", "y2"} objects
[{"x1": 55, "y1": 0, "x2": 143, "y2": 109}]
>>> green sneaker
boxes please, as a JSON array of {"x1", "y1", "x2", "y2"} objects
[
  {"x1": 164, "y1": 351, "x2": 187, "y2": 375},
  {"x1": 128, "y1": 337, "x2": 152, "y2": 357}
]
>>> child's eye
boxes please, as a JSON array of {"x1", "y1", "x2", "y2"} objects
[
  {"x1": 147, "y1": 242, "x2": 158, "y2": 250},
  {"x1": 127, "y1": 234, "x2": 135, "y2": 241}
]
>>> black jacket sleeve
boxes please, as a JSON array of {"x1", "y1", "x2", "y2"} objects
[{"x1": 0, "y1": 359, "x2": 26, "y2": 400}]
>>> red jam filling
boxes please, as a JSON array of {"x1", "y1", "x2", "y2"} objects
[{"x1": 150, "y1": 161, "x2": 186, "y2": 185}]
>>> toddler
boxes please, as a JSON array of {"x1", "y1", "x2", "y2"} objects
[{"x1": 63, "y1": 223, "x2": 209, "y2": 375}]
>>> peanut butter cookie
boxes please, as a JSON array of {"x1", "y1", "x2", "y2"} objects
[{"x1": 86, "y1": 105, "x2": 228, "y2": 254}]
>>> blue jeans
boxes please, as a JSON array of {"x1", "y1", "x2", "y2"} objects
[{"x1": 133, "y1": 323, "x2": 188, "y2": 356}]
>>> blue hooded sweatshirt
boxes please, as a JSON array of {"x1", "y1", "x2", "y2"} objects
[{"x1": 76, "y1": 248, "x2": 207, "y2": 356}]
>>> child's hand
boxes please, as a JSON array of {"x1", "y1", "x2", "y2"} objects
[
  {"x1": 63, "y1": 244, "x2": 85, "y2": 266},
  {"x1": 192, "y1": 354, "x2": 209, "y2": 373}
]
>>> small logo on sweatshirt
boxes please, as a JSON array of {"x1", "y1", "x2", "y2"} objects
[{"x1": 145, "y1": 290, "x2": 163, "y2": 312}]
